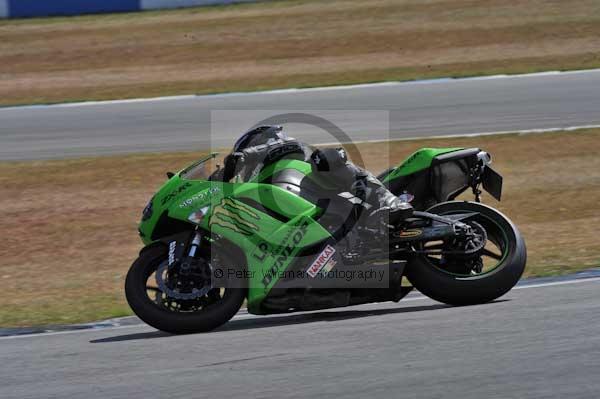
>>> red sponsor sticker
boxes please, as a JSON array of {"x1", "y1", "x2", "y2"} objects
[{"x1": 307, "y1": 245, "x2": 336, "y2": 277}]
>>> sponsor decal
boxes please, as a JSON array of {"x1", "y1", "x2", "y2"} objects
[
  {"x1": 179, "y1": 187, "x2": 220, "y2": 208},
  {"x1": 253, "y1": 241, "x2": 269, "y2": 262},
  {"x1": 320, "y1": 258, "x2": 337, "y2": 275},
  {"x1": 261, "y1": 218, "x2": 309, "y2": 289},
  {"x1": 307, "y1": 245, "x2": 336, "y2": 277},
  {"x1": 161, "y1": 182, "x2": 192, "y2": 206},
  {"x1": 397, "y1": 229, "x2": 423, "y2": 238},
  {"x1": 209, "y1": 198, "x2": 259, "y2": 236}
]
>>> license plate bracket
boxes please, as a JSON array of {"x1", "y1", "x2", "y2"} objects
[{"x1": 482, "y1": 166, "x2": 503, "y2": 201}]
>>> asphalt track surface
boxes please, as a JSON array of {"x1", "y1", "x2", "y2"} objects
[
  {"x1": 2, "y1": 276, "x2": 600, "y2": 399},
  {"x1": 2, "y1": 69, "x2": 600, "y2": 160},
  {"x1": 2, "y1": 71, "x2": 600, "y2": 398}
]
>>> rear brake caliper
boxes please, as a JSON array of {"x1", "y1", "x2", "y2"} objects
[
  {"x1": 441, "y1": 221, "x2": 487, "y2": 274},
  {"x1": 449, "y1": 221, "x2": 487, "y2": 258}
]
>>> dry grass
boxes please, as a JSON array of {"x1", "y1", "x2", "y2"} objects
[
  {"x1": 1, "y1": 0, "x2": 600, "y2": 106},
  {"x1": 1, "y1": 129, "x2": 599, "y2": 327}
]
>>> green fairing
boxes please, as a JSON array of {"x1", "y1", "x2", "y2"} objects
[
  {"x1": 255, "y1": 158, "x2": 340, "y2": 190},
  {"x1": 138, "y1": 146, "x2": 465, "y2": 314},
  {"x1": 255, "y1": 159, "x2": 312, "y2": 182},
  {"x1": 139, "y1": 174, "x2": 329, "y2": 313},
  {"x1": 382, "y1": 147, "x2": 463, "y2": 182}
]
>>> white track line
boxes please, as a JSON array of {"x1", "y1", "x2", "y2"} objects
[
  {"x1": 1, "y1": 276, "x2": 599, "y2": 340},
  {"x1": 1, "y1": 68, "x2": 599, "y2": 111},
  {"x1": 317, "y1": 124, "x2": 600, "y2": 146},
  {"x1": 514, "y1": 276, "x2": 600, "y2": 289}
]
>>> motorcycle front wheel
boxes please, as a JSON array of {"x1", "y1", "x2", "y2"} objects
[
  {"x1": 405, "y1": 201, "x2": 526, "y2": 306},
  {"x1": 125, "y1": 245, "x2": 246, "y2": 334}
]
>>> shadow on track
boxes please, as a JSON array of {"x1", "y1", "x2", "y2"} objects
[
  {"x1": 90, "y1": 300, "x2": 509, "y2": 343},
  {"x1": 90, "y1": 303, "x2": 452, "y2": 343}
]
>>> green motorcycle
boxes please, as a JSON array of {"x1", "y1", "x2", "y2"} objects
[{"x1": 125, "y1": 140, "x2": 526, "y2": 334}]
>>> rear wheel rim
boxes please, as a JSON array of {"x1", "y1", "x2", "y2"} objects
[{"x1": 420, "y1": 211, "x2": 510, "y2": 277}]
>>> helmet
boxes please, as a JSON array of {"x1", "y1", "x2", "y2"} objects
[{"x1": 232, "y1": 125, "x2": 288, "y2": 153}]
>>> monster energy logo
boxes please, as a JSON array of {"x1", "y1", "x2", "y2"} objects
[{"x1": 209, "y1": 198, "x2": 260, "y2": 236}]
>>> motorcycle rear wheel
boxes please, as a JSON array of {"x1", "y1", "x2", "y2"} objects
[{"x1": 405, "y1": 201, "x2": 526, "y2": 306}]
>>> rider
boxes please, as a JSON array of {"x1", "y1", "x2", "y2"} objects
[{"x1": 221, "y1": 125, "x2": 413, "y2": 225}]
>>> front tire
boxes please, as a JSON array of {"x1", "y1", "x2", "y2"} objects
[
  {"x1": 406, "y1": 201, "x2": 526, "y2": 305},
  {"x1": 125, "y1": 245, "x2": 246, "y2": 334}
]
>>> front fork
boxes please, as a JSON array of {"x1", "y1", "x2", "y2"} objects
[{"x1": 179, "y1": 229, "x2": 203, "y2": 275}]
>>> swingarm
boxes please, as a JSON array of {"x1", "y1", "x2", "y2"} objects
[{"x1": 390, "y1": 211, "x2": 480, "y2": 244}]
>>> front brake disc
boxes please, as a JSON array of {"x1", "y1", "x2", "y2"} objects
[{"x1": 155, "y1": 260, "x2": 212, "y2": 301}]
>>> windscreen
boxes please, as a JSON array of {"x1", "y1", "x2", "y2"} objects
[{"x1": 180, "y1": 153, "x2": 221, "y2": 180}]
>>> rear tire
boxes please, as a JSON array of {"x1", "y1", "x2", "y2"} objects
[
  {"x1": 405, "y1": 201, "x2": 526, "y2": 305},
  {"x1": 125, "y1": 245, "x2": 246, "y2": 334}
]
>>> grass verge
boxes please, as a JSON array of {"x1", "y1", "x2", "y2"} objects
[
  {"x1": 1, "y1": 0, "x2": 600, "y2": 106},
  {"x1": 1, "y1": 129, "x2": 599, "y2": 326}
]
